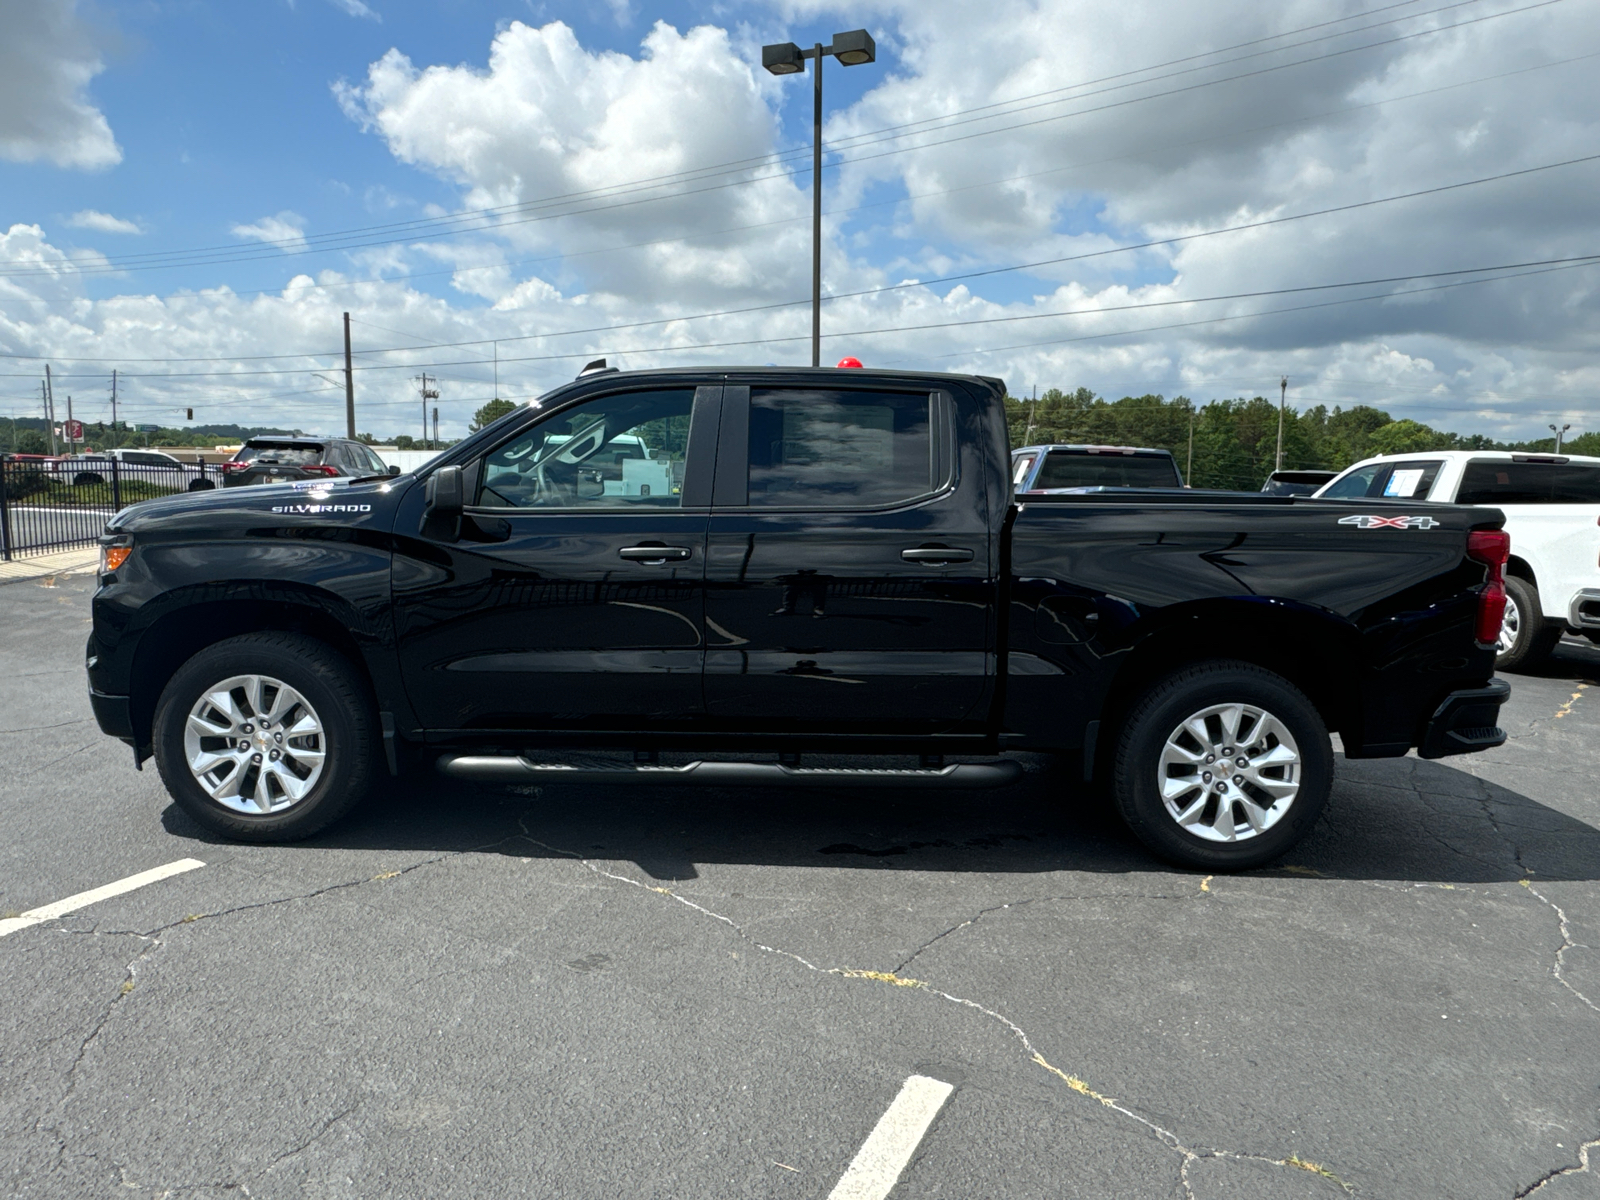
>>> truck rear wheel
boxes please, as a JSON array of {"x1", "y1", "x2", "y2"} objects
[
  {"x1": 1496, "y1": 576, "x2": 1561, "y2": 672},
  {"x1": 153, "y1": 633, "x2": 375, "y2": 842},
  {"x1": 1112, "y1": 661, "x2": 1332, "y2": 871}
]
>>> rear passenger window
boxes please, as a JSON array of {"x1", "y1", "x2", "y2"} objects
[
  {"x1": 1321, "y1": 460, "x2": 1442, "y2": 499},
  {"x1": 747, "y1": 389, "x2": 937, "y2": 508},
  {"x1": 1457, "y1": 461, "x2": 1600, "y2": 504}
]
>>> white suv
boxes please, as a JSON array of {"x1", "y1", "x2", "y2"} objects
[{"x1": 1316, "y1": 450, "x2": 1600, "y2": 670}]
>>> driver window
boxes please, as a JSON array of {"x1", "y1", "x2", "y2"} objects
[{"x1": 477, "y1": 389, "x2": 694, "y2": 509}]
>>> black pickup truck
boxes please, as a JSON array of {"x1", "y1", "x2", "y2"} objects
[{"x1": 85, "y1": 366, "x2": 1512, "y2": 869}]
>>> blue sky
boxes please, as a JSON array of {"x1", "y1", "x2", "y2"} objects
[{"x1": 3, "y1": 0, "x2": 1599, "y2": 441}]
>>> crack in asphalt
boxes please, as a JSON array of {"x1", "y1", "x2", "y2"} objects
[
  {"x1": 891, "y1": 887, "x2": 1206, "y2": 976},
  {"x1": 514, "y1": 815, "x2": 1350, "y2": 1198},
  {"x1": 29, "y1": 829, "x2": 531, "y2": 1197},
  {"x1": 31, "y1": 930, "x2": 164, "y2": 1176},
  {"x1": 1515, "y1": 1136, "x2": 1600, "y2": 1197},
  {"x1": 1520, "y1": 880, "x2": 1600, "y2": 1015}
]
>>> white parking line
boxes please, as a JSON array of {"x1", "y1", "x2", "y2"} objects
[
  {"x1": 0, "y1": 858, "x2": 206, "y2": 938},
  {"x1": 827, "y1": 1074, "x2": 955, "y2": 1200}
]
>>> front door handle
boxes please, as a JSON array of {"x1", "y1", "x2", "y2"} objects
[
  {"x1": 619, "y1": 545, "x2": 692, "y2": 562},
  {"x1": 902, "y1": 546, "x2": 974, "y2": 563}
]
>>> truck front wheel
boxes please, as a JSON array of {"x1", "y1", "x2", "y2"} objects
[
  {"x1": 1112, "y1": 661, "x2": 1333, "y2": 871},
  {"x1": 153, "y1": 633, "x2": 375, "y2": 842}
]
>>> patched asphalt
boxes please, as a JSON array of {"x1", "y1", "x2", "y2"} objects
[{"x1": 3, "y1": 570, "x2": 1597, "y2": 1199}]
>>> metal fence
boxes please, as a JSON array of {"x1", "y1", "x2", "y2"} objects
[{"x1": 0, "y1": 457, "x2": 226, "y2": 560}]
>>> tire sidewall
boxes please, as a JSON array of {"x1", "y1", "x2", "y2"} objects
[
  {"x1": 154, "y1": 634, "x2": 371, "y2": 840},
  {"x1": 1114, "y1": 663, "x2": 1332, "y2": 871},
  {"x1": 1495, "y1": 575, "x2": 1553, "y2": 672}
]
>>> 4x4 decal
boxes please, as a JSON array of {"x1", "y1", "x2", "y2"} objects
[{"x1": 1337, "y1": 514, "x2": 1440, "y2": 530}]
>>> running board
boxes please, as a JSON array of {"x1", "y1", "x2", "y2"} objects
[{"x1": 437, "y1": 755, "x2": 1023, "y2": 789}]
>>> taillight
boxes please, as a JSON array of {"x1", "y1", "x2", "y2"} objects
[
  {"x1": 220, "y1": 461, "x2": 248, "y2": 473},
  {"x1": 301, "y1": 464, "x2": 339, "y2": 476},
  {"x1": 1466, "y1": 530, "x2": 1510, "y2": 646}
]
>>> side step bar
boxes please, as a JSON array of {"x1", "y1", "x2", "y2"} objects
[{"x1": 437, "y1": 755, "x2": 1023, "y2": 789}]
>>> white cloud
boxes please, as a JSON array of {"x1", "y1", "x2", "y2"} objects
[
  {"x1": 327, "y1": 0, "x2": 380, "y2": 21},
  {"x1": 6, "y1": 6, "x2": 1600, "y2": 443},
  {"x1": 0, "y1": 0, "x2": 120, "y2": 169},
  {"x1": 231, "y1": 212, "x2": 309, "y2": 251},
  {"x1": 66, "y1": 209, "x2": 142, "y2": 235}
]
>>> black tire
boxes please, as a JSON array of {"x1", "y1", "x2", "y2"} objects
[
  {"x1": 1112, "y1": 661, "x2": 1333, "y2": 871},
  {"x1": 1496, "y1": 575, "x2": 1562, "y2": 673},
  {"x1": 153, "y1": 633, "x2": 375, "y2": 841},
  {"x1": 187, "y1": 479, "x2": 216, "y2": 491},
  {"x1": 73, "y1": 472, "x2": 103, "y2": 487}
]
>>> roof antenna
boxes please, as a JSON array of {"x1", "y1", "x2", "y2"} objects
[{"x1": 577, "y1": 358, "x2": 618, "y2": 378}]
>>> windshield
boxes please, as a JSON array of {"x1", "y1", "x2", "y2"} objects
[
  {"x1": 1033, "y1": 451, "x2": 1181, "y2": 489},
  {"x1": 235, "y1": 444, "x2": 324, "y2": 466}
]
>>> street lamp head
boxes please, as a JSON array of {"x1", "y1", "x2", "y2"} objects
[
  {"x1": 762, "y1": 42, "x2": 805, "y2": 74},
  {"x1": 831, "y1": 29, "x2": 875, "y2": 65}
]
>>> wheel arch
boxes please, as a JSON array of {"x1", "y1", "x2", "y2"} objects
[
  {"x1": 128, "y1": 590, "x2": 378, "y2": 757},
  {"x1": 1506, "y1": 555, "x2": 1538, "y2": 587},
  {"x1": 1092, "y1": 598, "x2": 1358, "y2": 780}
]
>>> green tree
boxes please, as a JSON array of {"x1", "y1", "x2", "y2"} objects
[
  {"x1": 470, "y1": 398, "x2": 517, "y2": 432},
  {"x1": 1563, "y1": 431, "x2": 1600, "y2": 456},
  {"x1": 1368, "y1": 419, "x2": 1453, "y2": 457},
  {"x1": 393, "y1": 435, "x2": 416, "y2": 450},
  {"x1": 14, "y1": 429, "x2": 48, "y2": 455}
]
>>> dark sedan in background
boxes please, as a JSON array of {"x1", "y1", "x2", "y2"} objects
[{"x1": 221, "y1": 437, "x2": 394, "y2": 487}]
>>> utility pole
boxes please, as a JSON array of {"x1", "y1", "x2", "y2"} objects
[
  {"x1": 110, "y1": 369, "x2": 118, "y2": 449},
  {"x1": 1550, "y1": 423, "x2": 1572, "y2": 453},
  {"x1": 343, "y1": 312, "x2": 356, "y2": 439},
  {"x1": 1022, "y1": 384, "x2": 1037, "y2": 445},
  {"x1": 66, "y1": 395, "x2": 73, "y2": 450},
  {"x1": 1187, "y1": 404, "x2": 1196, "y2": 486},
  {"x1": 45, "y1": 366, "x2": 57, "y2": 455},
  {"x1": 418, "y1": 374, "x2": 439, "y2": 449},
  {"x1": 493, "y1": 341, "x2": 499, "y2": 402},
  {"x1": 432, "y1": 406, "x2": 439, "y2": 448},
  {"x1": 1275, "y1": 376, "x2": 1288, "y2": 472}
]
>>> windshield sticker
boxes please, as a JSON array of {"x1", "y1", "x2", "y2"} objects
[
  {"x1": 1338, "y1": 514, "x2": 1440, "y2": 530},
  {"x1": 269, "y1": 504, "x2": 373, "y2": 514},
  {"x1": 1384, "y1": 468, "x2": 1426, "y2": 498}
]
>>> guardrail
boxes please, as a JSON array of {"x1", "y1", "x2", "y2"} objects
[{"x1": 0, "y1": 457, "x2": 223, "y2": 560}]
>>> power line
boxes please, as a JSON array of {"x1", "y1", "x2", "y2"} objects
[
  {"x1": 10, "y1": 0, "x2": 1459, "y2": 276},
  {"x1": 19, "y1": 122, "x2": 1598, "y2": 368},
  {"x1": 0, "y1": 0, "x2": 1555, "y2": 281}
]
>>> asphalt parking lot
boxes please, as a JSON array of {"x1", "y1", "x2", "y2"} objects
[{"x1": 3, "y1": 570, "x2": 1598, "y2": 1200}]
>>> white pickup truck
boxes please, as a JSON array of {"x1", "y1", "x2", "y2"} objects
[{"x1": 1317, "y1": 449, "x2": 1600, "y2": 669}]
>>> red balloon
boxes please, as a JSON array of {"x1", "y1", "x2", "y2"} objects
[{"x1": 836, "y1": 356, "x2": 864, "y2": 368}]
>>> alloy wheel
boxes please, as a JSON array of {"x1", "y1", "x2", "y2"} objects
[
  {"x1": 1157, "y1": 702, "x2": 1301, "y2": 842},
  {"x1": 1498, "y1": 593, "x2": 1521, "y2": 654},
  {"x1": 183, "y1": 674, "x2": 326, "y2": 813}
]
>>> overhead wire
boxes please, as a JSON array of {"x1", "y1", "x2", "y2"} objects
[
  {"x1": 0, "y1": 0, "x2": 1557, "y2": 280},
  {"x1": 6, "y1": 0, "x2": 1461, "y2": 275}
]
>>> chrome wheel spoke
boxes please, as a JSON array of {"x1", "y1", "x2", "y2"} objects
[
  {"x1": 183, "y1": 673, "x2": 325, "y2": 815},
  {"x1": 1158, "y1": 700, "x2": 1302, "y2": 844}
]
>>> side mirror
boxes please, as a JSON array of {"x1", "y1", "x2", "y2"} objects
[
  {"x1": 425, "y1": 464, "x2": 464, "y2": 517},
  {"x1": 421, "y1": 464, "x2": 465, "y2": 541},
  {"x1": 387, "y1": 464, "x2": 400, "y2": 475}
]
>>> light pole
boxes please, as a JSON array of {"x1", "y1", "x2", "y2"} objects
[
  {"x1": 1550, "y1": 422, "x2": 1572, "y2": 452},
  {"x1": 762, "y1": 29, "x2": 877, "y2": 368}
]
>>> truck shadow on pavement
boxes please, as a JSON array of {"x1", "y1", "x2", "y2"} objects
[{"x1": 161, "y1": 749, "x2": 1600, "y2": 886}]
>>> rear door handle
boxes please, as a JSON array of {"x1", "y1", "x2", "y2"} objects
[
  {"x1": 619, "y1": 545, "x2": 692, "y2": 562},
  {"x1": 901, "y1": 546, "x2": 974, "y2": 563}
]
